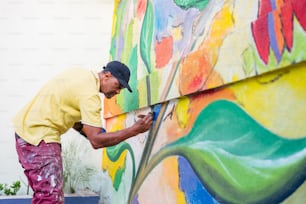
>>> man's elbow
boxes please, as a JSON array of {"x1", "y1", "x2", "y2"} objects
[{"x1": 89, "y1": 140, "x2": 102, "y2": 149}]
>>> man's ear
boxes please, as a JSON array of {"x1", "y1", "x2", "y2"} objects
[{"x1": 104, "y1": 71, "x2": 112, "y2": 78}]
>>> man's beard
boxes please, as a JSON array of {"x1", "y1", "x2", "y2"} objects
[{"x1": 105, "y1": 92, "x2": 116, "y2": 99}]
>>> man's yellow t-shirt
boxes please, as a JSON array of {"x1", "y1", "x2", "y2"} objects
[{"x1": 13, "y1": 68, "x2": 102, "y2": 146}]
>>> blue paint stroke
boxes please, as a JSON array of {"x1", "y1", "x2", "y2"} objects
[
  {"x1": 268, "y1": 12, "x2": 281, "y2": 62},
  {"x1": 178, "y1": 156, "x2": 217, "y2": 204}
]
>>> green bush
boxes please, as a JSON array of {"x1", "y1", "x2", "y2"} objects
[{"x1": 0, "y1": 181, "x2": 21, "y2": 196}]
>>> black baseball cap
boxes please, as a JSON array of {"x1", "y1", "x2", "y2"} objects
[{"x1": 103, "y1": 61, "x2": 132, "y2": 92}]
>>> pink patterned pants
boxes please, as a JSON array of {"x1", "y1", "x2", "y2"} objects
[{"x1": 15, "y1": 133, "x2": 64, "y2": 204}]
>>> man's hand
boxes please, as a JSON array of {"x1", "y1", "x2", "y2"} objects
[{"x1": 132, "y1": 113, "x2": 153, "y2": 134}]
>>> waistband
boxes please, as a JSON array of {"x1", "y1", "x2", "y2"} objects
[{"x1": 15, "y1": 132, "x2": 21, "y2": 139}]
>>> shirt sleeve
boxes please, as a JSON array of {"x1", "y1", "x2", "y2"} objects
[{"x1": 79, "y1": 94, "x2": 102, "y2": 127}]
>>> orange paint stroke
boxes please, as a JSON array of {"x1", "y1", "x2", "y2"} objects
[
  {"x1": 104, "y1": 97, "x2": 122, "y2": 119},
  {"x1": 275, "y1": 0, "x2": 284, "y2": 8},
  {"x1": 273, "y1": 10, "x2": 285, "y2": 57},
  {"x1": 136, "y1": 0, "x2": 147, "y2": 20},
  {"x1": 179, "y1": 51, "x2": 211, "y2": 95},
  {"x1": 155, "y1": 36, "x2": 173, "y2": 68},
  {"x1": 179, "y1": 4, "x2": 234, "y2": 95}
]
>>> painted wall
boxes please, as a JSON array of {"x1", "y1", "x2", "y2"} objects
[{"x1": 100, "y1": 0, "x2": 306, "y2": 203}]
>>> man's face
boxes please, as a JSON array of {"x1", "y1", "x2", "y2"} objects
[{"x1": 101, "y1": 73, "x2": 124, "y2": 99}]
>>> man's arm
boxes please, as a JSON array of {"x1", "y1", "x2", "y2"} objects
[{"x1": 81, "y1": 113, "x2": 153, "y2": 149}]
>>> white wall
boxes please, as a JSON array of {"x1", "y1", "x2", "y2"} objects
[{"x1": 0, "y1": 0, "x2": 114, "y2": 194}]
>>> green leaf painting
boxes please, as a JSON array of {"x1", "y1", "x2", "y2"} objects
[
  {"x1": 129, "y1": 100, "x2": 306, "y2": 203},
  {"x1": 174, "y1": 0, "x2": 209, "y2": 11},
  {"x1": 140, "y1": 0, "x2": 154, "y2": 74},
  {"x1": 106, "y1": 142, "x2": 135, "y2": 191}
]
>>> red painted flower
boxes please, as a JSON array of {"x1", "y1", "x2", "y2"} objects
[{"x1": 251, "y1": 0, "x2": 306, "y2": 64}]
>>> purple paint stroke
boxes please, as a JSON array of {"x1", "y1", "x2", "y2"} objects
[
  {"x1": 270, "y1": 0, "x2": 277, "y2": 10},
  {"x1": 131, "y1": 193, "x2": 139, "y2": 204},
  {"x1": 116, "y1": 29, "x2": 124, "y2": 60},
  {"x1": 154, "y1": 0, "x2": 200, "y2": 58},
  {"x1": 268, "y1": 12, "x2": 281, "y2": 62}
]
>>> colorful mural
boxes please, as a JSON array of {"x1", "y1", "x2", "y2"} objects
[{"x1": 100, "y1": 0, "x2": 306, "y2": 203}]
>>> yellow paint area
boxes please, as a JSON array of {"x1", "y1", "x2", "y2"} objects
[
  {"x1": 106, "y1": 113, "x2": 127, "y2": 132},
  {"x1": 138, "y1": 77, "x2": 149, "y2": 107},
  {"x1": 163, "y1": 157, "x2": 186, "y2": 204},
  {"x1": 111, "y1": 0, "x2": 120, "y2": 37},
  {"x1": 102, "y1": 113, "x2": 128, "y2": 182},
  {"x1": 202, "y1": 3, "x2": 234, "y2": 66},
  {"x1": 171, "y1": 26, "x2": 183, "y2": 41},
  {"x1": 175, "y1": 96, "x2": 191, "y2": 129},
  {"x1": 230, "y1": 62, "x2": 306, "y2": 138},
  {"x1": 102, "y1": 148, "x2": 127, "y2": 183}
]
